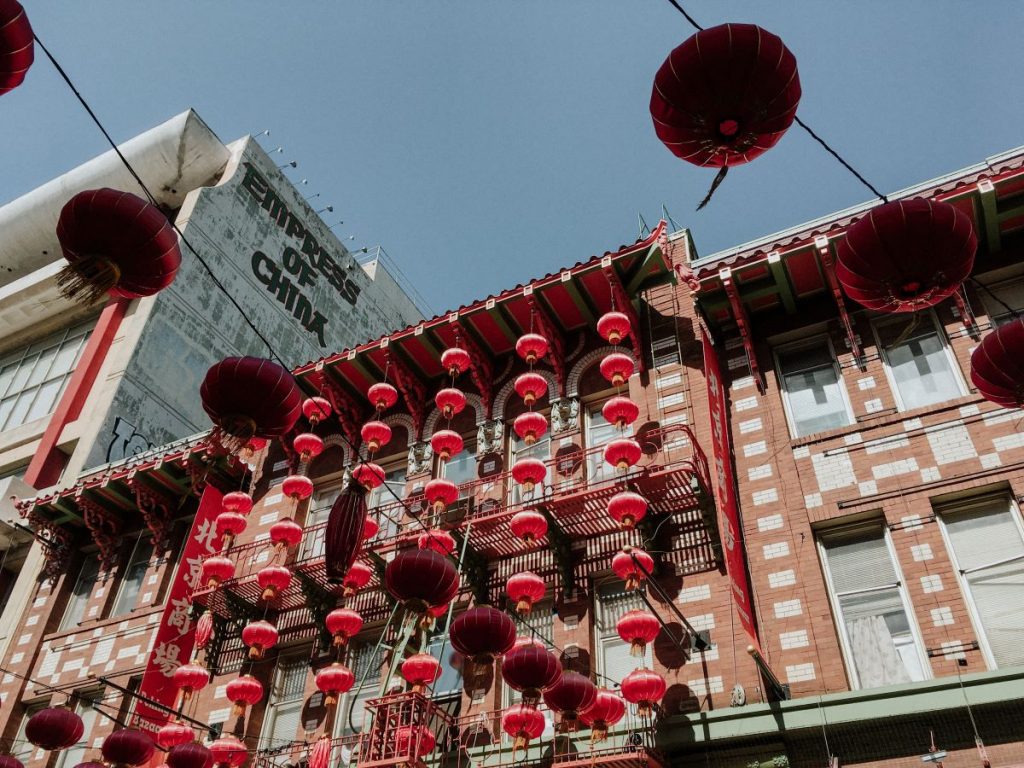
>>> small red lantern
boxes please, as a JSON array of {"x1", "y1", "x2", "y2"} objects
[
  {"x1": 502, "y1": 704, "x2": 546, "y2": 753},
  {"x1": 430, "y1": 429, "x2": 464, "y2": 461},
  {"x1": 450, "y1": 605, "x2": 517, "y2": 663},
  {"x1": 361, "y1": 420, "x2": 392, "y2": 453},
  {"x1": 0, "y1": 0, "x2": 33, "y2": 97},
  {"x1": 599, "y1": 352, "x2": 634, "y2": 386},
  {"x1": 612, "y1": 547, "x2": 655, "y2": 591},
  {"x1": 435, "y1": 387, "x2": 467, "y2": 417},
  {"x1": 513, "y1": 412, "x2": 547, "y2": 445},
  {"x1": 509, "y1": 510, "x2": 547, "y2": 543},
  {"x1": 257, "y1": 564, "x2": 291, "y2": 601},
  {"x1": 512, "y1": 458, "x2": 546, "y2": 492},
  {"x1": 607, "y1": 491, "x2": 648, "y2": 529},
  {"x1": 604, "y1": 437, "x2": 641, "y2": 470},
  {"x1": 441, "y1": 347, "x2": 471, "y2": 377},
  {"x1": 200, "y1": 357, "x2": 302, "y2": 444},
  {"x1": 293, "y1": 433, "x2": 323, "y2": 463},
  {"x1": 215, "y1": 511, "x2": 247, "y2": 548},
  {"x1": 501, "y1": 639, "x2": 561, "y2": 700},
  {"x1": 200, "y1": 555, "x2": 234, "y2": 588},
  {"x1": 516, "y1": 333, "x2": 550, "y2": 363},
  {"x1": 172, "y1": 662, "x2": 209, "y2": 701},
  {"x1": 425, "y1": 478, "x2": 459, "y2": 511},
  {"x1": 597, "y1": 311, "x2": 631, "y2": 345},
  {"x1": 971, "y1": 318, "x2": 1024, "y2": 408},
  {"x1": 514, "y1": 372, "x2": 548, "y2": 405},
  {"x1": 385, "y1": 548, "x2": 460, "y2": 614},
  {"x1": 282, "y1": 474, "x2": 314, "y2": 501},
  {"x1": 222, "y1": 491, "x2": 253, "y2": 514},
  {"x1": 580, "y1": 689, "x2": 626, "y2": 742},
  {"x1": 167, "y1": 742, "x2": 212, "y2": 768},
  {"x1": 209, "y1": 736, "x2": 247, "y2": 768},
  {"x1": 315, "y1": 662, "x2": 355, "y2": 706},
  {"x1": 352, "y1": 462, "x2": 385, "y2": 490},
  {"x1": 543, "y1": 672, "x2": 598, "y2": 730},
  {"x1": 394, "y1": 726, "x2": 435, "y2": 759},
  {"x1": 270, "y1": 518, "x2": 303, "y2": 552},
  {"x1": 602, "y1": 396, "x2": 639, "y2": 428},
  {"x1": 506, "y1": 571, "x2": 546, "y2": 615},
  {"x1": 156, "y1": 721, "x2": 194, "y2": 750},
  {"x1": 302, "y1": 396, "x2": 332, "y2": 424},
  {"x1": 401, "y1": 653, "x2": 441, "y2": 693},
  {"x1": 101, "y1": 729, "x2": 155, "y2": 768},
  {"x1": 363, "y1": 514, "x2": 380, "y2": 540},
  {"x1": 226, "y1": 676, "x2": 263, "y2": 717},
  {"x1": 241, "y1": 620, "x2": 278, "y2": 660},
  {"x1": 342, "y1": 560, "x2": 373, "y2": 597},
  {"x1": 367, "y1": 382, "x2": 399, "y2": 412},
  {"x1": 616, "y1": 610, "x2": 661, "y2": 656},
  {"x1": 418, "y1": 529, "x2": 456, "y2": 556},
  {"x1": 621, "y1": 668, "x2": 666, "y2": 717},
  {"x1": 326, "y1": 607, "x2": 363, "y2": 646},
  {"x1": 195, "y1": 611, "x2": 214, "y2": 649},
  {"x1": 25, "y1": 707, "x2": 83, "y2": 751}
]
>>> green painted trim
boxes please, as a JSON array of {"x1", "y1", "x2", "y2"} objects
[
  {"x1": 978, "y1": 186, "x2": 1002, "y2": 253},
  {"x1": 768, "y1": 257, "x2": 797, "y2": 314},
  {"x1": 490, "y1": 304, "x2": 521, "y2": 345},
  {"x1": 626, "y1": 245, "x2": 662, "y2": 296},
  {"x1": 562, "y1": 278, "x2": 597, "y2": 322}
]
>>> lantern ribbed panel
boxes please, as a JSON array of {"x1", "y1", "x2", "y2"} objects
[
  {"x1": 450, "y1": 606, "x2": 517, "y2": 661},
  {"x1": 385, "y1": 548, "x2": 460, "y2": 611},
  {"x1": 972, "y1": 318, "x2": 1024, "y2": 408},
  {"x1": 0, "y1": 0, "x2": 33, "y2": 96},
  {"x1": 200, "y1": 357, "x2": 302, "y2": 439},
  {"x1": 325, "y1": 481, "x2": 367, "y2": 583}
]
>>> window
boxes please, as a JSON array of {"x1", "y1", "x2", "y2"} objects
[
  {"x1": 336, "y1": 643, "x2": 386, "y2": 737},
  {"x1": 0, "y1": 320, "x2": 93, "y2": 431},
  {"x1": 509, "y1": 428, "x2": 550, "y2": 505},
  {"x1": 594, "y1": 585, "x2": 651, "y2": 683},
  {"x1": 60, "y1": 557, "x2": 100, "y2": 630},
  {"x1": 585, "y1": 405, "x2": 633, "y2": 486},
  {"x1": 261, "y1": 654, "x2": 308, "y2": 752},
  {"x1": 939, "y1": 496, "x2": 1024, "y2": 669},
  {"x1": 367, "y1": 465, "x2": 406, "y2": 538},
  {"x1": 876, "y1": 316, "x2": 964, "y2": 411},
  {"x1": 819, "y1": 524, "x2": 928, "y2": 689},
  {"x1": 979, "y1": 278, "x2": 1024, "y2": 327},
  {"x1": 442, "y1": 442, "x2": 477, "y2": 497},
  {"x1": 111, "y1": 537, "x2": 155, "y2": 616},
  {"x1": 301, "y1": 483, "x2": 337, "y2": 560},
  {"x1": 11, "y1": 703, "x2": 45, "y2": 763},
  {"x1": 53, "y1": 695, "x2": 100, "y2": 768},
  {"x1": 502, "y1": 607, "x2": 555, "y2": 743},
  {"x1": 424, "y1": 628, "x2": 462, "y2": 702},
  {"x1": 776, "y1": 340, "x2": 853, "y2": 437}
]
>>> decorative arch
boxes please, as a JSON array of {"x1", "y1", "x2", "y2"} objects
[
  {"x1": 423, "y1": 391, "x2": 485, "y2": 435},
  {"x1": 382, "y1": 412, "x2": 417, "y2": 446},
  {"x1": 492, "y1": 368, "x2": 559, "y2": 422},
  {"x1": 567, "y1": 346, "x2": 639, "y2": 398}
]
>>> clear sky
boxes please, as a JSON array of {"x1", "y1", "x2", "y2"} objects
[{"x1": 2, "y1": 1, "x2": 1022, "y2": 316}]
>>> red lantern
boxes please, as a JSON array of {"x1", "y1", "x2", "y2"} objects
[
  {"x1": 307, "y1": 737, "x2": 331, "y2": 768},
  {"x1": 621, "y1": 668, "x2": 666, "y2": 717},
  {"x1": 25, "y1": 706, "x2": 84, "y2": 750},
  {"x1": 418, "y1": 529, "x2": 456, "y2": 556},
  {"x1": 394, "y1": 726, "x2": 435, "y2": 759},
  {"x1": 241, "y1": 620, "x2": 278, "y2": 660},
  {"x1": 156, "y1": 721, "x2": 194, "y2": 750},
  {"x1": 0, "y1": 757, "x2": 23, "y2": 768},
  {"x1": 302, "y1": 396, "x2": 332, "y2": 424},
  {"x1": 602, "y1": 396, "x2": 639, "y2": 428},
  {"x1": 226, "y1": 675, "x2": 264, "y2": 716},
  {"x1": 257, "y1": 564, "x2": 291, "y2": 601},
  {"x1": 435, "y1": 387, "x2": 467, "y2": 417},
  {"x1": 195, "y1": 611, "x2": 214, "y2": 649},
  {"x1": 360, "y1": 420, "x2": 392, "y2": 453},
  {"x1": 650, "y1": 24, "x2": 800, "y2": 169},
  {"x1": 200, "y1": 555, "x2": 234, "y2": 588},
  {"x1": 450, "y1": 606, "x2": 517, "y2": 663},
  {"x1": 509, "y1": 510, "x2": 547, "y2": 543},
  {"x1": 342, "y1": 560, "x2": 373, "y2": 597},
  {"x1": 282, "y1": 474, "x2": 314, "y2": 501},
  {"x1": 501, "y1": 640, "x2": 561, "y2": 699},
  {"x1": 599, "y1": 352, "x2": 634, "y2": 387},
  {"x1": 612, "y1": 547, "x2": 655, "y2": 591},
  {"x1": 167, "y1": 743, "x2": 212, "y2": 768},
  {"x1": 506, "y1": 571, "x2": 546, "y2": 615},
  {"x1": 325, "y1": 480, "x2": 367, "y2": 584},
  {"x1": 512, "y1": 458, "x2": 546, "y2": 492},
  {"x1": 401, "y1": 653, "x2": 441, "y2": 693},
  {"x1": 172, "y1": 662, "x2": 209, "y2": 701},
  {"x1": 315, "y1": 662, "x2": 355, "y2": 706},
  {"x1": 616, "y1": 610, "x2": 661, "y2": 656},
  {"x1": 441, "y1": 347, "x2": 471, "y2": 377},
  {"x1": 513, "y1": 412, "x2": 548, "y2": 445},
  {"x1": 385, "y1": 548, "x2": 460, "y2": 613},
  {"x1": 514, "y1": 372, "x2": 548, "y2": 406},
  {"x1": 604, "y1": 437, "x2": 641, "y2": 470},
  {"x1": 607, "y1": 491, "x2": 648, "y2": 529},
  {"x1": 430, "y1": 429, "x2": 464, "y2": 461},
  {"x1": 270, "y1": 518, "x2": 303, "y2": 551},
  {"x1": 516, "y1": 333, "x2": 550, "y2": 363},
  {"x1": 363, "y1": 514, "x2": 379, "y2": 540},
  {"x1": 543, "y1": 672, "x2": 598, "y2": 730},
  {"x1": 425, "y1": 478, "x2": 459, "y2": 511},
  {"x1": 971, "y1": 318, "x2": 1024, "y2": 408},
  {"x1": 293, "y1": 433, "x2": 324, "y2": 462},
  {"x1": 209, "y1": 736, "x2": 247, "y2": 768},
  {"x1": 326, "y1": 607, "x2": 363, "y2": 646},
  {"x1": 215, "y1": 511, "x2": 247, "y2": 548},
  {"x1": 502, "y1": 704, "x2": 546, "y2": 753},
  {"x1": 352, "y1": 462, "x2": 385, "y2": 490},
  {"x1": 596, "y1": 312, "x2": 631, "y2": 345},
  {"x1": 222, "y1": 491, "x2": 253, "y2": 514},
  {"x1": 0, "y1": 0, "x2": 33, "y2": 96},
  {"x1": 835, "y1": 198, "x2": 977, "y2": 313},
  {"x1": 420, "y1": 602, "x2": 449, "y2": 630},
  {"x1": 101, "y1": 729, "x2": 155, "y2": 768},
  {"x1": 200, "y1": 357, "x2": 302, "y2": 443},
  {"x1": 367, "y1": 382, "x2": 399, "y2": 412},
  {"x1": 580, "y1": 689, "x2": 625, "y2": 742}
]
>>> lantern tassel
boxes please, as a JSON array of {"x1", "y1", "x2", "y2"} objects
[
  {"x1": 630, "y1": 640, "x2": 644, "y2": 657},
  {"x1": 248, "y1": 646, "x2": 263, "y2": 661},
  {"x1": 56, "y1": 256, "x2": 122, "y2": 304},
  {"x1": 231, "y1": 702, "x2": 245, "y2": 717},
  {"x1": 308, "y1": 735, "x2": 332, "y2": 768},
  {"x1": 261, "y1": 586, "x2": 277, "y2": 602},
  {"x1": 696, "y1": 165, "x2": 729, "y2": 211},
  {"x1": 591, "y1": 724, "x2": 608, "y2": 744},
  {"x1": 516, "y1": 598, "x2": 532, "y2": 615}
]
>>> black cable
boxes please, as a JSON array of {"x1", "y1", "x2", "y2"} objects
[{"x1": 664, "y1": 0, "x2": 703, "y2": 30}]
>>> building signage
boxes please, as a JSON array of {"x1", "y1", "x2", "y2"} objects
[
  {"x1": 133, "y1": 484, "x2": 224, "y2": 729},
  {"x1": 701, "y1": 326, "x2": 760, "y2": 647}
]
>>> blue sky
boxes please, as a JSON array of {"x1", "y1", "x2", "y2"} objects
[{"x1": 3, "y1": 1, "x2": 1022, "y2": 315}]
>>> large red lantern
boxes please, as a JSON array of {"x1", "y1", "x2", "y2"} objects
[
  {"x1": 514, "y1": 372, "x2": 548, "y2": 405},
  {"x1": 501, "y1": 639, "x2": 561, "y2": 699},
  {"x1": 101, "y1": 729, "x2": 155, "y2": 768},
  {"x1": 543, "y1": 672, "x2": 598, "y2": 730},
  {"x1": 604, "y1": 437, "x2": 642, "y2": 470},
  {"x1": 616, "y1": 610, "x2": 661, "y2": 655},
  {"x1": 418, "y1": 529, "x2": 456, "y2": 556},
  {"x1": 450, "y1": 606, "x2": 517, "y2": 663},
  {"x1": 971, "y1": 318, "x2": 1024, "y2": 408},
  {"x1": 172, "y1": 662, "x2": 209, "y2": 701},
  {"x1": 394, "y1": 726, "x2": 435, "y2": 759},
  {"x1": 502, "y1": 704, "x2": 546, "y2": 753},
  {"x1": 215, "y1": 511, "x2": 247, "y2": 548},
  {"x1": 269, "y1": 518, "x2": 303, "y2": 552},
  {"x1": 385, "y1": 548, "x2": 460, "y2": 613},
  {"x1": 835, "y1": 198, "x2": 976, "y2": 313},
  {"x1": 441, "y1": 347, "x2": 471, "y2": 377},
  {"x1": 256, "y1": 564, "x2": 291, "y2": 601},
  {"x1": 226, "y1": 675, "x2": 264, "y2": 716},
  {"x1": 596, "y1": 311, "x2": 631, "y2": 345},
  {"x1": 580, "y1": 689, "x2": 626, "y2": 742},
  {"x1": 621, "y1": 668, "x2": 666, "y2": 717},
  {"x1": 209, "y1": 737, "x2": 247, "y2": 768},
  {"x1": 509, "y1": 510, "x2": 547, "y2": 543},
  {"x1": 607, "y1": 491, "x2": 648, "y2": 530},
  {"x1": 315, "y1": 662, "x2": 355, "y2": 706},
  {"x1": 302, "y1": 396, "x2": 332, "y2": 425},
  {"x1": 222, "y1": 491, "x2": 253, "y2": 514},
  {"x1": 367, "y1": 382, "x2": 399, "y2": 412},
  {"x1": 55, "y1": 189, "x2": 182, "y2": 304},
  {"x1": 25, "y1": 706, "x2": 84, "y2": 750},
  {"x1": 241, "y1": 620, "x2": 278, "y2": 660},
  {"x1": 200, "y1": 357, "x2": 302, "y2": 444},
  {"x1": 512, "y1": 458, "x2": 546, "y2": 492},
  {"x1": 156, "y1": 721, "x2": 194, "y2": 750},
  {"x1": 282, "y1": 475, "x2": 314, "y2": 502},
  {"x1": 515, "y1": 333, "x2": 550, "y2": 363},
  {"x1": 324, "y1": 480, "x2": 367, "y2": 584},
  {"x1": 424, "y1": 478, "x2": 459, "y2": 511},
  {"x1": 435, "y1": 387, "x2": 467, "y2": 417},
  {"x1": 0, "y1": 0, "x2": 33, "y2": 96},
  {"x1": 430, "y1": 429, "x2": 464, "y2": 461},
  {"x1": 506, "y1": 571, "x2": 546, "y2": 615},
  {"x1": 293, "y1": 433, "x2": 323, "y2": 462},
  {"x1": 361, "y1": 420, "x2": 392, "y2": 453},
  {"x1": 326, "y1": 607, "x2": 363, "y2": 646},
  {"x1": 599, "y1": 353, "x2": 635, "y2": 387},
  {"x1": 342, "y1": 560, "x2": 373, "y2": 597},
  {"x1": 167, "y1": 743, "x2": 213, "y2": 768},
  {"x1": 200, "y1": 555, "x2": 234, "y2": 588},
  {"x1": 612, "y1": 547, "x2": 655, "y2": 591},
  {"x1": 513, "y1": 412, "x2": 548, "y2": 445},
  {"x1": 602, "y1": 396, "x2": 639, "y2": 428},
  {"x1": 401, "y1": 653, "x2": 441, "y2": 693}
]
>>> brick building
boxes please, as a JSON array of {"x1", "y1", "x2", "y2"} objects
[{"x1": 1, "y1": 147, "x2": 1023, "y2": 768}]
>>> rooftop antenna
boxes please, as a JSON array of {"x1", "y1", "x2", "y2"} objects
[
  {"x1": 662, "y1": 204, "x2": 682, "y2": 233},
  {"x1": 252, "y1": 129, "x2": 271, "y2": 141},
  {"x1": 269, "y1": 146, "x2": 284, "y2": 154},
  {"x1": 329, "y1": 220, "x2": 345, "y2": 230},
  {"x1": 317, "y1": 206, "x2": 334, "y2": 214},
  {"x1": 278, "y1": 161, "x2": 297, "y2": 169},
  {"x1": 638, "y1": 212, "x2": 651, "y2": 238}
]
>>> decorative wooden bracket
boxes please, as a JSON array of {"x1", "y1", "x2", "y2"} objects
[
  {"x1": 25, "y1": 509, "x2": 74, "y2": 583},
  {"x1": 720, "y1": 268, "x2": 764, "y2": 393},
  {"x1": 129, "y1": 480, "x2": 174, "y2": 552},
  {"x1": 524, "y1": 287, "x2": 567, "y2": 397},
  {"x1": 816, "y1": 237, "x2": 863, "y2": 362},
  {"x1": 451, "y1": 320, "x2": 495, "y2": 419},
  {"x1": 320, "y1": 373, "x2": 365, "y2": 454},
  {"x1": 295, "y1": 570, "x2": 336, "y2": 652},
  {"x1": 76, "y1": 494, "x2": 123, "y2": 572},
  {"x1": 383, "y1": 343, "x2": 428, "y2": 439},
  {"x1": 538, "y1": 506, "x2": 577, "y2": 595},
  {"x1": 602, "y1": 260, "x2": 645, "y2": 373}
]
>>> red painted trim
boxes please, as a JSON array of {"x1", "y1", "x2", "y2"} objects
[{"x1": 24, "y1": 298, "x2": 131, "y2": 489}]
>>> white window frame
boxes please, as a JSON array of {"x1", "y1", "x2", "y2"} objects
[
  {"x1": 260, "y1": 652, "x2": 310, "y2": 755},
  {"x1": 583, "y1": 399, "x2": 635, "y2": 488},
  {"x1": 817, "y1": 521, "x2": 931, "y2": 690},
  {"x1": 936, "y1": 493, "x2": 1024, "y2": 670},
  {"x1": 507, "y1": 415, "x2": 551, "y2": 506},
  {"x1": 872, "y1": 312, "x2": 967, "y2": 412},
  {"x1": 773, "y1": 335, "x2": 855, "y2": 439},
  {"x1": 60, "y1": 556, "x2": 101, "y2": 631},
  {"x1": 53, "y1": 693, "x2": 101, "y2": 768},
  {"x1": 110, "y1": 536, "x2": 155, "y2": 617}
]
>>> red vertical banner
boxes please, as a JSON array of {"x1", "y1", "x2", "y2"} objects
[
  {"x1": 701, "y1": 326, "x2": 760, "y2": 648},
  {"x1": 133, "y1": 483, "x2": 224, "y2": 729}
]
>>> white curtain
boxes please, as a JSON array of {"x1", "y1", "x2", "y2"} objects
[{"x1": 847, "y1": 616, "x2": 912, "y2": 689}]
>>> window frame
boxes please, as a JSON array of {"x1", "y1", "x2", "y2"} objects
[
  {"x1": 110, "y1": 535, "x2": 155, "y2": 618},
  {"x1": 59, "y1": 556, "x2": 101, "y2": 631},
  {"x1": 260, "y1": 651, "x2": 311, "y2": 754},
  {"x1": 773, "y1": 335, "x2": 855, "y2": 439},
  {"x1": 978, "y1": 275, "x2": 1024, "y2": 327}
]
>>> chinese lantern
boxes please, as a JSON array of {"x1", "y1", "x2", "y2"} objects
[
  {"x1": 172, "y1": 662, "x2": 209, "y2": 702},
  {"x1": 509, "y1": 509, "x2": 547, "y2": 543},
  {"x1": 167, "y1": 743, "x2": 212, "y2": 768},
  {"x1": 450, "y1": 606, "x2": 517, "y2": 663},
  {"x1": 302, "y1": 396, "x2": 332, "y2": 425},
  {"x1": 241, "y1": 620, "x2": 278, "y2": 660},
  {"x1": 367, "y1": 382, "x2": 399, "y2": 412},
  {"x1": 514, "y1": 372, "x2": 548, "y2": 405},
  {"x1": 101, "y1": 729, "x2": 155, "y2": 768},
  {"x1": 200, "y1": 555, "x2": 234, "y2": 588},
  {"x1": 281, "y1": 474, "x2": 314, "y2": 503},
  {"x1": 195, "y1": 610, "x2": 214, "y2": 649},
  {"x1": 385, "y1": 548, "x2": 460, "y2": 614},
  {"x1": 424, "y1": 478, "x2": 459, "y2": 511},
  {"x1": 596, "y1": 311, "x2": 631, "y2": 345},
  {"x1": 256, "y1": 564, "x2": 291, "y2": 601},
  {"x1": 580, "y1": 689, "x2": 625, "y2": 742},
  {"x1": 602, "y1": 396, "x2": 639, "y2": 428},
  {"x1": 418, "y1": 529, "x2": 456, "y2": 556},
  {"x1": 513, "y1": 412, "x2": 547, "y2": 445},
  {"x1": 0, "y1": 757, "x2": 23, "y2": 768},
  {"x1": 200, "y1": 357, "x2": 302, "y2": 445},
  {"x1": 342, "y1": 560, "x2": 373, "y2": 597},
  {"x1": 222, "y1": 491, "x2": 253, "y2": 515},
  {"x1": 506, "y1": 571, "x2": 546, "y2": 615},
  {"x1": 0, "y1": 0, "x2": 33, "y2": 97},
  {"x1": 269, "y1": 518, "x2": 303, "y2": 553},
  {"x1": 502, "y1": 704, "x2": 546, "y2": 753},
  {"x1": 315, "y1": 662, "x2": 355, "y2": 707},
  {"x1": 621, "y1": 668, "x2": 666, "y2": 717},
  {"x1": 293, "y1": 433, "x2": 323, "y2": 463},
  {"x1": 351, "y1": 462, "x2": 385, "y2": 490},
  {"x1": 361, "y1": 420, "x2": 392, "y2": 453},
  {"x1": 607, "y1": 491, "x2": 648, "y2": 529},
  {"x1": 441, "y1": 346, "x2": 471, "y2": 377},
  {"x1": 435, "y1": 387, "x2": 467, "y2": 417},
  {"x1": 25, "y1": 706, "x2": 84, "y2": 750},
  {"x1": 208, "y1": 736, "x2": 247, "y2": 768},
  {"x1": 515, "y1": 333, "x2": 549, "y2": 363},
  {"x1": 612, "y1": 546, "x2": 655, "y2": 591},
  {"x1": 543, "y1": 672, "x2": 597, "y2": 731},
  {"x1": 972, "y1": 318, "x2": 1024, "y2": 408},
  {"x1": 394, "y1": 726, "x2": 435, "y2": 759},
  {"x1": 604, "y1": 437, "x2": 642, "y2": 470},
  {"x1": 501, "y1": 639, "x2": 561, "y2": 699},
  {"x1": 215, "y1": 511, "x2": 247, "y2": 548},
  {"x1": 324, "y1": 480, "x2": 367, "y2": 584},
  {"x1": 307, "y1": 737, "x2": 331, "y2": 768},
  {"x1": 325, "y1": 607, "x2": 363, "y2": 646},
  {"x1": 226, "y1": 675, "x2": 264, "y2": 717},
  {"x1": 511, "y1": 458, "x2": 546, "y2": 492},
  {"x1": 616, "y1": 610, "x2": 661, "y2": 656},
  {"x1": 156, "y1": 721, "x2": 194, "y2": 750},
  {"x1": 73, "y1": 763, "x2": 105, "y2": 768},
  {"x1": 835, "y1": 198, "x2": 976, "y2": 313},
  {"x1": 421, "y1": 602, "x2": 448, "y2": 629},
  {"x1": 401, "y1": 653, "x2": 441, "y2": 693},
  {"x1": 599, "y1": 352, "x2": 635, "y2": 386},
  {"x1": 430, "y1": 429, "x2": 464, "y2": 461},
  {"x1": 363, "y1": 514, "x2": 379, "y2": 541}
]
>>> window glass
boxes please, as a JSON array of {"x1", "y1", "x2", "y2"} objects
[
  {"x1": 777, "y1": 342, "x2": 852, "y2": 437},
  {"x1": 302, "y1": 483, "x2": 338, "y2": 560},
  {"x1": 442, "y1": 444, "x2": 477, "y2": 496},
  {"x1": 53, "y1": 696, "x2": 99, "y2": 768},
  {"x1": 111, "y1": 538, "x2": 155, "y2": 616},
  {"x1": 11, "y1": 704, "x2": 44, "y2": 763},
  {"x1": 878, "y1": 318, "x2": 963, "y2": 410},
  {"x1": 261, "y1": 654, "x2": 308, "y2": 754},
  {"x1": 336, "y1": 643, "x2": 386, "y2": 737},
  {"x1": 367, "y1": 466, "x2": 407, "y2": 538},
  {"x1": 595, "y1": 585, "x2": 651, "y2": 684},
  {"x1": 60, "y1": 557, "x2": 101, "y2": 630},
  {"x1": 980, "y1": 280, "x2": 1024, "y2": 327},
  {"x1": 585, "y1": 406, "x2": 633, "y2": 486},
  {"x1": 510, "y1": 429, "x2": 550, "y2": 505}
]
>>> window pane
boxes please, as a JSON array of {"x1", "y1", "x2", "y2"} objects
[
  {"x1": 778, "y1": 344, "x2": 850, "y2": 436},
  {"x1": 883, "y1": 325, "x2": 961, "y2": 409},
  {"x1": 425, "y1": 635, "x2": 463, "y2": 697},
  {"x1": 944, "y1": 503, "x2": 1024, "y2": 571},
  {"x1": 112, "y1": 539, "x2": 155, "y2": 616},
  {"x1": 824, "y1": 533, "x2": 898, "y2": 593},
  {"x1": 511, "y1": 432, "x2": 550, "y2": 504},
  {"x1": 24, "y1": 345, "x2": 58, "y2": 387},
  {"x1": 54, "y1": 700, "x2": 98, "y2": 768},
  {"x1": 61, "y1": 558, "x2": 101, "y2": 630},
  {"x1": 25, "y1": 379, "x2": 63, "y2": 423},
  {"x1": 964, "y1": 560, "x2": 1024, "y2": 668},
  {"x1": 586, "y1": 409, "x2": 632, "y2": 485}
]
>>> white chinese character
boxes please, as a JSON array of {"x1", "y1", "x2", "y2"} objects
[
  {"x1": 166, "y1": 596, "x2": 192, "y2": 634},
  {"x1": 153, "y1": 642, "x2": 182, "y2": 678},
  {"x1": 184, "y1": 556, "x2": 204, "y2": 590},
  {"x1": 194, "y1": 518, "x2": 218, "y2": 553}
]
